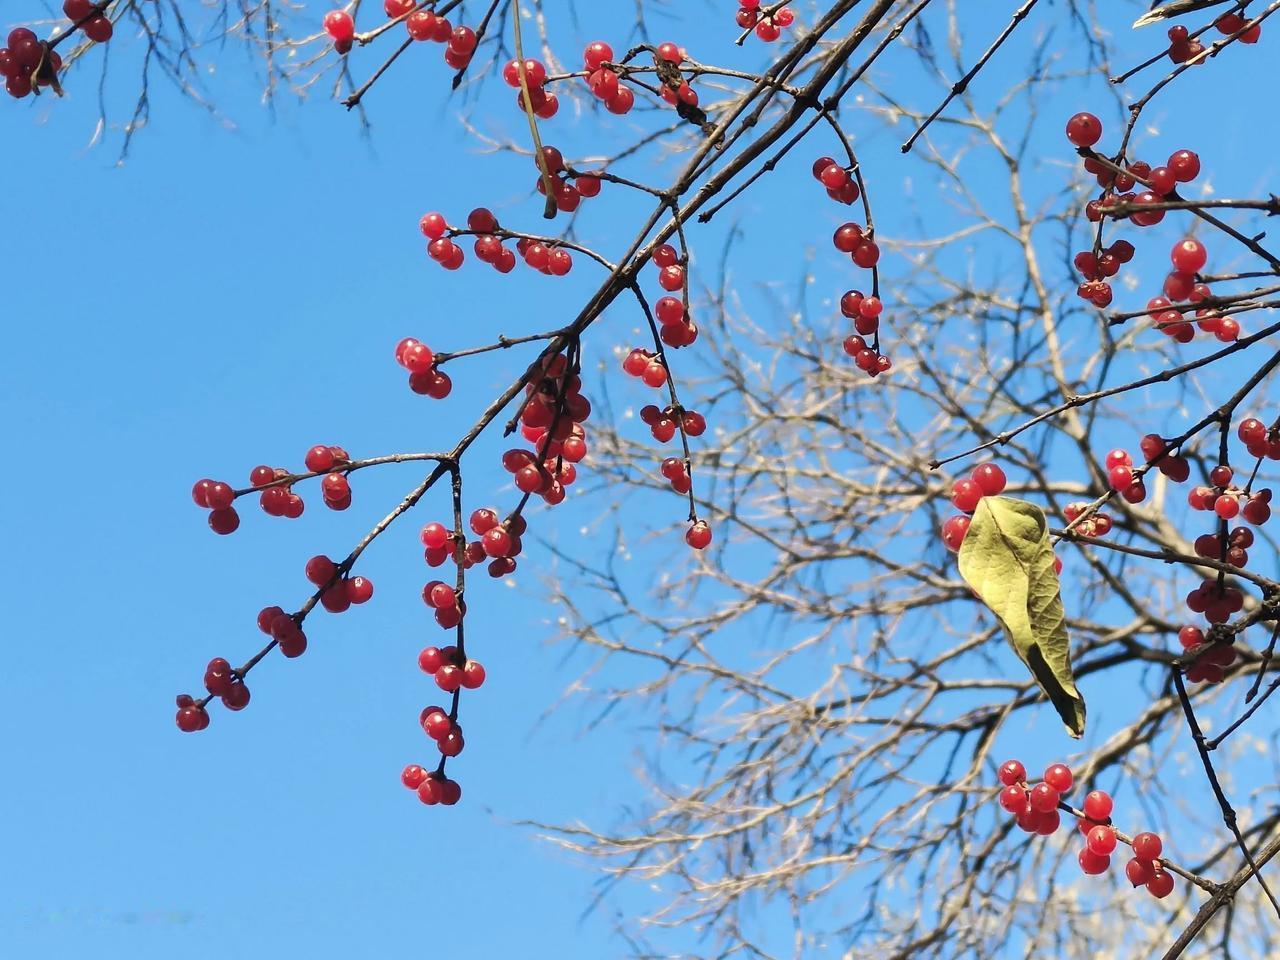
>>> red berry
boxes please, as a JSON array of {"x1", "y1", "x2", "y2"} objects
[
  {"x1": 176, "y1": 705, "x2": 209, "y2": 732},
  {"x1": 1082, "y1": 790, "x2": 1112, "y2": 821},
  {"x1": 997, "y1": 759, "x2": 1026, "y2": 786},
  {"x1": 1078, "y1": 847, "x2": 1110, "y2": 876},
  {"x1": 1171, "y1": 237, "x2": 1207, "y2": 273},
  {"x1": 998, "y1": 785, "x2": 1029, "y2": 814},
  {"x1": 941, "y1": 515, "x2": 971, "y2": 552},
  {"x1": 435, "y1": 664, "x2": 463, "y2": 692},
  {"x1": 951, "y1": 479, "x2": 984, "y2": 514},
  {"x1": 222, "y1": 681, "x2": 251, "y2": 711},
  {"x1": 1086, "y1": 824, "x2": 1117, "y2": 856},
  {"x1": 1043, "y1": 763, "x2": 1073, "y2": 794},
  {"x1": 1028, "y1": 782, "x2": 1059, "y2": 813},
  {"x1": 1132, "y1": 831, "x2": 1163, "y2": 861},
  {"x1": 323, "y1": 10, "x2": 356, "y2": 42},
  {"x1": 686, "y1": 520, "x2": 713, "y2": 550},
  {"x1": 1125, "y1": 857, "x2": 1153, "y2": 887},
  {"x1": 305, "y1": 555, "x2": 337, "y2": 586},
  {"x1": 461, "y1": 660, "x2": 486, "y2": 689},
  {"x1": 1065, "y1": 112, "x2": 1102, "y2": 147},
  {"x1": 346, "y1": 576, "x2": 374, "y2": 604},
  {"x1": 1147, "y1": 869, "x2": 1175, "y2": 898},
  {"x1": 971, "y1": 463, "x2": 1007, "y2": 496},
  {"x1": 208, "y1": 507, "x2": 240, "y2": 535}
]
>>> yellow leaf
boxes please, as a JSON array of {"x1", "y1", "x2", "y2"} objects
[{"x1": 958, "y1": 496, "x2": 1086, "y2": 737}]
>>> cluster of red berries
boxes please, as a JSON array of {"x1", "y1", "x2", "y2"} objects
[
  {"x1": 655, "y1": 295, "x2": 699, "y2": 349},
  {"x1": 840, "y1": 335, "x2": 892, "y2": 376},
  {"x1": 1213, "y1": 12, "x2": 1262, "y2": 43},
  {"x1": 580, "y1": 41, "x2": 636, "y2": 116},
  {"x1": 1142, "y1": 238, "x2": 1243, "y2": 344},
  {"x1": 831, "y1": 220, "x2": 880, "y2": 269},
  {"x1": 400, "y1": 643, "x2": 486, "y2": 806},
  {"x1": 257, "y1": 604, "x2": 308, "y2": 658},
  {"x1": 640, "y1": 403, "x2": 706, "y2": 444},
  {"x1": 395, "y1": 334, "x2": 452, "y2": 398},
  {"x1": 192, "y1": 478, "x2": 246, "y2": 534},
  {"x1": 533, "y1": 146, "x2": 602, "y2": 215},
  {"x1": 1238, "y1": 417, "x2": 1280, "y2": 459},
  {"x1": 839, "y1": 288, "x2": 884, "y2": 337},
  {"x1": 508, "y1": 353, "x2": 592, "y2": 497},
  {"x1": 1103, "y1": 447, "x2": 1150, "y2": 505},
  {"x1": 940, "y1": 462, "x2": 1008, "y2": 552},
  {"x1": 660, "y1": 457, "x2": 692, "y2": 494},
  {"x1": 422, "y1": 510, "x2": 527, "y2": 586},
  {"x1": 305, "y1": 554, "x2": 374, "y2": 613},
  {"x1": 417, "y1": 644, "x2": 485, "y2": 695},
  {"x1": 737, "y1": 1, "x2": 795, "y2": 41},
  {"x1": 401, "y1": 763, "x2": 462, "y2": 806},
  {"x1": 652, "y1": 42, "x2": 700, "y2": 111},
  {"x1": 325, "y1": 7, "x2": 474, "y2": 67},
  {"x1": 623, "y1": 348, "x2": 670, "y2": 389},
  {"x1": 1185, "y1": 577, "x2": 1245, "y2": 626},
  {"x1": 1193, "y1": 525, "x2": 1254, "y2": 569},
  {"x1": 502, "y1": 56, "x2": 559, "y2": 118},
  {"x1": 2, "y1": 29, "x2": 53, "y2": 99},
  {"x1": 1186, "y1": 465, "x2": 1272, "y2": 524},
  {"x1": 997, "y1": 760, "x2": 1175, "y2": 898},
  {"x1": 1166, "y1": 13, "x2": 1261, "y2": 65},
  {"x1": 652, "y1": 243, "x2": 686, "y2": 293},
  {"x1": 1063, "y1": 502, "x2": 1114, "y2": 538},
  {"x1": 4, "y1": 4, "x2": 114, "y2": 98},
  {"x1": 1177, "y1": 625, "x2": 1239, "y2": 684},
  {"x1": 62, "y1": 1, "x2": 112, "y2": 38},
  {"x1": 811, "y1": 156, "x2": 861, "y2": 206},
  {"x1": 176, "y1": 604, "x2": 311, "y2": 732},
  {"x1": 1073, "y1": 240, "x2": 1133, "y2": 308}
]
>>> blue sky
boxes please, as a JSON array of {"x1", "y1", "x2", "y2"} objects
[{"x1": 4, "y1": 3, "x2": 1279, "y2": 958}]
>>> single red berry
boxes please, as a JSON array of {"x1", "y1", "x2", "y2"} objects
[
  {"x1": 1065, "y1": 112, "x2": 1102, "y2": 147},
  {"x1": 222, "y1": 681, "x2": 251, "y2": 711},
  {"x1": 1125, "y1": 857, "x2": 1153, "y2": 887},
  {"x1": 176, "y1": 705, "x2": 209, "y2": 732},
  {"x1": 1171, "y1": 237, "x2": 1207, "y2": 274},
  {"x1": 347, "y1": 576, "x2": 374, "y2": 604},
  {"x1": 951, "y1": 479, "x2": 984, "y2": 514},
  {"x1": 305, "y1": 445, "x2": 336, "y2": 473},
  {"x1": 656, "y1": 42, "x2": 682, "y2": 63},
  {"x1": 424, "y1": 708, "x2": 452, "y2": 741},
  {"x1": 1147, "y1": 869, "x2": 1175, "y2": 898},
  {"x1": 1028, "y1": 782, "x2": 1059, "y2": 813},
  {"x1": 997, "y1": 785, "x2": 1028, "y2": 814},
  {"x1": 418, "y1": 646, "x2": 445, "y2": 674},
  {"x1": 305, "y1": 555, "x2": 337, "y2": 586},
  {"x1": 1078, "y1": 847, "x2": 1110, "y2": 876},
  {"x1": 1083, "y1": 790, "x2": 1113, "y2": 821},
  {"x1": 1086, "y1": 824, "x2": 1117, "y2": 856},
  {"x1": 941, "y1": 515, "x2": 971, "y2": 552},
  {"x1": 1132, "y1": 832, "x2": 1163, "y2": 861},
  {"x1": 323, "y1": 10, "x2": 356, "y2": 42},
  {"x1": 402, "y1": 764, "x2": 428, "y2": 789},
  {"x1": 1043, "y1": 763, "x2": 1073, "y2": 794},
  {"x1": 686, "y1": 520, "x2": 713, "y2": 550},
  {"x1": 997, "y1": 759, "x2": 1026, "y2": 786},
  {"x1": 461, "y1": 660, "x2": 486, "y2": 689},
  {"x1": 208, "y1": 507, "x2": 240, "y2": 535},
  {"x1": 971, "y1": 463, "x2": 1007, "y2": 496}
]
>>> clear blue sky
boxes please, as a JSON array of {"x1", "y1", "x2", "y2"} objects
[{"x1": 3, "y1": 4, "x2": 1277, "y2": 958}]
